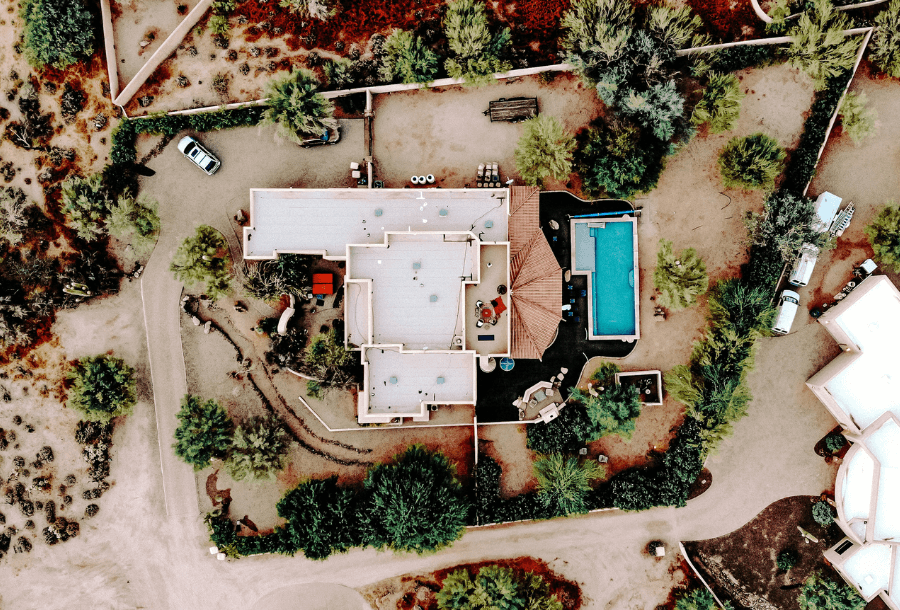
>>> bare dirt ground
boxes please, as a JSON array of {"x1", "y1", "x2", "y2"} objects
[
  {"x1": 111, "y1": 0, "x2": 202, "y2": 89},
  {"x1": 371, "y1": 72, "x2": 602, "y2": 188}
]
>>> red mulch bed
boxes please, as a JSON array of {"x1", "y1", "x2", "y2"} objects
[{"x1": 685, "y1": 0, "x2": 764, "y2": 42}]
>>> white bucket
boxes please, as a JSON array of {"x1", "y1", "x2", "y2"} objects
[
  {"x1": 426, "y1": 174, "x2": 435, "y2": 184},
  {"x1": 418, "y1": 176, "x2": 426, "y2": 184},
  {"x1": 411, "y1": 175, "x2": 419, "y2": 184}
]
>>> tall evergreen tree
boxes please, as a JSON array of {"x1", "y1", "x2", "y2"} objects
[
  {"x1": 514, "y1": 116, "x2": 575, "y2": 186},
  {"x1": 785, "y1": 0, "x2": 859, "y2": 89},
  {"x1": 380, "y1": 29, "x2": 439, "y2": 84},
  {"x1": 173, "y1": 395, "x2": 234, "y2": 470},
  {"x1": 865, "y1": 202, "x2": 900, "y2": 272},
  {"x1": 20, "y1": 0, "x2": 95, "y2": 68},
  {"x1": 170, "y1": 225, "x2": 232, "y2": 300},
  {"x1": 66, "y1": 355, "x2": 137, "y2": 422},
  {"x1": 443, "y1": 0, "x2": 511, "y2": 84},
  {"x1": 871, "y1": 0, "x2": 900, "y2": 77}
]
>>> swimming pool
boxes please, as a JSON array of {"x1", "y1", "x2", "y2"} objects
[{"x1": 571, "y1": 217, "x2": 639, "y2": 340}]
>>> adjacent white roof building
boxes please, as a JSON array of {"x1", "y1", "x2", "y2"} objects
[
  {"x1": 243, "y1": 187, "x2": 562, "y2": 424},
  {"x1": 809, "y1": 275, "x2": 900, "y2": 609}
]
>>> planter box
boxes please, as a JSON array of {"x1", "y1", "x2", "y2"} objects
[{"x1": 615, "y1": 370, "x2": 663, "y2": 405}]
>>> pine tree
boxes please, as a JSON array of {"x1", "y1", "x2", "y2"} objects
[
  {"x1": 514, "y1": 115, "x2": 575, "y2": 186},
  {"x1": 718, "y1": 133, "x2": 785, "y2": 190},
  {"x1": 20, "y1": 0, "x2": 95, "y2": 68},
  {"x1": 66, "y1": 355, "x2": 137, "y2": 422},
  {"x1": 646, "y1": 2, "x2": 703, "y2": 51},
  {"x1": 654, "y1": 239, "x2": 709, "y2": 311},
  {"x1": 786, "y1": 0, "x2": 860, "y2": 89},
  {"x1": 838, "y1": 91, "x2": 877, "y2": 146},
  {"x1": 173, "y1": 395, "x2": 234, "y2": 470},
  {"x1": 692, "y1": 72, "x2": 745, "y2": 133},
  {"x1": 864, "y1": 201, "x2": 900, "y2": 272},
  {"x1": 224, "y1": 414, "x2": 291, "y2": 481},
  {"x1": 106, "y1": 193, "x2": 160, "y2": 255},
  {"x1": 443, "y1": 0, "x2": 511, "y2": 84},
  {"x1": 380, "y1": 29, "x2": 439, "y2": 84},
  {"x1": 170, "y1": 225, "x2": 232, "y2": 300},
  {"x1": 798, "y1": 571, "x2": 865, "y2": 610},
  {"x1": 871, "y1": 0, "x2": 900, "y2": 77},
  {"x1": 560, "y1": 0, "x2": 634, "y2": 81},
  {"x1": 262, "y1": 69, "x2": 337, "y2": 143}
]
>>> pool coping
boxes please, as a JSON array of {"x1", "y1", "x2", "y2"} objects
[{"x1": 569, "y1": 215, "x2": 640, "y2": 343}]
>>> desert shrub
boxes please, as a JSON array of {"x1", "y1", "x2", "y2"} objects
[
  {"x1": 534, "y1": 453, "x2": 606, "y2": 517},
  {"x1": 864, "y1": 201, "x2": 900, "y2": 272},
  {"x1": 871, "y1": 0, "x2": 900, "y2": 77},
  {"x1": 777, "y1": 549, "x2": 800, "y2": 571},
  {"x1": 208, "y1": 14, "x2": 229, "y2": 36},
  {"x1": 654, "y1": 239, "x2": 709, "y2": 311},
  {"x1": 718, "y1": 133, "x2": 785, "y2": 190},
  {"x1": 241, "y1": 254, "x2": 311, "y2": 301},
  {"x1": 323, "y1": 57, "x2": 353, "y2": 89},
  {"x1": 606, "y1": 467, "x2": 690, "y2": 511},
  {"x1": 84, "y1": 504, "x2": 99, "y2": 518},
  {"x1": 262, "y1": 69, "x2": 337, "y2": 143},
  {"x1": 526, "y1": 403, "x2": 594, "y2": 454},
  {"x1": 576, "y1": 118, "x2": 669, "y2": 199},
  {"x1": 173, "y1": 395, "x2": 234, "y2": 470},
  {"x1": 20, "y1": 0, "x2": 95, "y2": 68},
  {"x1": 824, "y1": 432, "x2": 846, "y2": 453},
  {"x1": 359, "y1": 445, "x2": 469, "y2": 554},
  {"x1": 106, "y1": 193, "x2": 160, "y2": 255},
  {"x1": 675, "y1": 588, "x2": 718, "y2": 610},
  {"x1": 646, "y1": 2, "x2": 704, "y2": 51},
  {"x1": 560, "y1": 0, "x2": 634, "y2": 81},
  {"x1": 663, "y1": 417, "x2": 706, "y2": 484},
  {"x1": 707, "y1": 279, "x2": 776, "y2": 338},
  {"x1": 692, "y1": 72, "x2": 744, "y2": 133},
  {"x1": 66, "y1": 355, "x2": 136, "y2": 422},
  {"x1": 568, "y1": 381, "x2": 642, "y2": 442},
  {"x1": 514, "y1": 115, "x2": 575, "y2": 186},
  {"x1": 61, "y1": 174, "x2": 110, "y2": 241},
  {"x1": 380, "y1": 29, "x2": 439, "y2": 84},
  {"x1": 798, "y1": 571, "x2": 865, "y2": 610},
  {"x1": 707, "y1": 44, "x2": 780, "y2": 73},
  {"x1": 785, "y1": 0, "x2": 859, "y2": 89},
  {"x1": 276, "y1": 476, "x2": 361, "y2": 559},
  {"x1": 437, "y1": 565, "x2": 563, "y2": 610},
  {"x1": 224, "y1": 414, "x2": 291, "y2": 481},
  {"x1": 812, "y1": 500, "x2": 835, "y2": 526},
  {"x1": 278, "y1": 0, "x2": 336, "y2": 20},
  {"x1": 0, "y1": 187, "x2": 34, "y2": 246},
  {"x1": 170, "y1": 225, "x2": 231, "y2": 300},
  {"x1": 443, "y1": 0, "x2": 511, "y2": 84},
  {"x1": 838, "y1": 91, "x2": 876, "y2": 146},
  {"x1": 295, "y1": 330, "x2": 356, "y2": 388}
]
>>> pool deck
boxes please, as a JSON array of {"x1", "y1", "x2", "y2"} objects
[{"x1": 569, "y1": 216, "x2": 640, "y2": 342}]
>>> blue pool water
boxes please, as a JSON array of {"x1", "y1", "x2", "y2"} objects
[{"x1": 586, "y1": 222, "x2": 636, "y2": 336}]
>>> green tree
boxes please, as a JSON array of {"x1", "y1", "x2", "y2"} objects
[
  {"x1": 745, "y1": 191, "x2": 821, "y2": 262},
  {"x1": 871, "y1": 0, "x2": 900, "y2": 77},
  {"x1": 224, "y1": 414, "x2": 291, "y2": 481},
  {"x1": 20, "y1": 0, "x2": 95, "y2": 68},
  {"x1": 617, "y1": 80, "x2": 685, "y2": 142},
  {"x1": 297, "y1": 329, "x2": 355, "y2": 387},
  {"x1": 172, "y1": 395, "x2": 234, "y2": 470},
  {"x1": 646, "y1": 2, "x2": 703, "y2": 51},
  {"x1": 785, "y1": 0, "x2": 859, "y2": 89},
  {"x1": 577, "y1": 119, "x2": 668, "y2": 199},
  {"x1": 170, "y1": 225, "x2": 232, "y2": 300},
  {"x1": 262, "y1": 69, "x2": 337, "y2": 144},
  {"x1": 106, "y1": 193, "x2": 161, "y2": 255},
  {"x1": 675, "y1": 588, "x2": 721, "y2": 610},
  {"x1": 380, "y1": 29, "x2": 439, "y2": 84},
  {"x1": 718, "y1": 133, "x2": 785, "y2": 190},
  {"x1": 707, "y1": 279, "x2": 776, "y2": 338},
  {"x1": 560, "y1": 0, "x2": 634, "y2": 82},
  {"x1": 437, "y1": 566, "x2": 562, "y2": 610},
  {"x1": 654, "y1": 239, "x2": 709, "y2": 311},
  {"x1": 526, "y1": 404, "x2": 595, "y2": 454},
  {"x1": 864, "y1": 202, "x2": 900, "y2": 272},
  {"x1": 534, "y1": 453, "x2": 606, "y2": 516},
  {"x1": 838, "y1": 91, "x2": 877, "y2": 146},
  {"x1": 568, "y1": 364, "x2": 642, "y2": 441},
  {"x1": 277, "y1": 476, "x2": 360, "y2": 559},
  {"x1": 61, "y1": 174, "x2": 110, "y2": 241},
  {"x1": 514, "y1": 116, "x2": 575, "y2": 186},
  {"x1": 360, "y1": 445, "x2": 469, "y2": 554},
  {"x1": 691, "y1": 72, "x2": 745, "y2": 133},
  {"x1": 66, "y1": 355, "x2": 137, "y2": 422},
  {"x1": 443, "y1": 0, "x2": 511, "y2": 84},
  {"x1": 798, "y1": 571, "x2": 865, "y2": 610}
]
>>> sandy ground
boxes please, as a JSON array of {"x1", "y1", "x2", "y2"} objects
[
  {"x1": 111, "y1": 0, "x2": 202, "y2": 89},
  {"x1": 372, "y1": 72, "x2": 602, "y2": 188}
]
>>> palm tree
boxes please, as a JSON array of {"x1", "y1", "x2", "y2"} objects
[
  {"x1": 534, "y1": 453, "x2": 606, "y2": 516},
  {"x1": 262, "y1": 69, "x2": 337, "y2": 144},
  {"x1": 691, "y1": 72, "x2": 745, "y2": 133},
  {"x1": 654, "y1": 239, "x2": 709, "y2": 311}
]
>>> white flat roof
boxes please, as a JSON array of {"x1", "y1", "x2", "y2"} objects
[
  {"x1": 245, "y1": 188, "x2": 510, "y2": 258},
  {"x1": 814, "y1": 191, "x2": 842, "y2": 232},
  {"x1": 843, "y1": 543, "x2": 893, "y2": 600},
  {"x1": 364, "y1": 347, "x2": 474, "y2": 412},
  {"x1": 349, "y1": 234, "x2": 475, "y2": 350}
]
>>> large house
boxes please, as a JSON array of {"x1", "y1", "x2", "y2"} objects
[
  {"x1": 807, "y1": 275, "x2": 900, "y2": 608},
  {"x1": 243, "y1": 185, "x2": 561, "y2": 423}
]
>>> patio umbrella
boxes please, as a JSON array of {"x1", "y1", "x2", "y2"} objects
[{"x1": 509, "y1": 229, "x2": 563, "y2": 360}]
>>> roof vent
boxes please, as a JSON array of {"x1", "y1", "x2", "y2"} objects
[
  {"x1": 413, "y1": 262, "x2": 421, "y2": 270},
  {"x1": 389, "y1": 376, "x2": 398, "y2": 384},
  {"x1": 485, "y1": 220, "x2": 493, "y2": 229},
  {"x1": 430, "y1": 295, "x2": 438, "y2": 302},
  {"x1": 375, "y1": 208, "x2": 383, "y2": 217},
  {"x1": 437, "y1": 376, "x2": 445, "y2": 384},
  {"x1": 439, "y1": 209, "x2": 449, "y2": 217}
]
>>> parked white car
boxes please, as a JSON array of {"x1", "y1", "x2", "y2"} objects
[
  {"x1": 772, "y1": 289, "x2": 801, "y2": 335},
  {"x1": 177, "y1": 136, "x2": 221, "y2": 175}
]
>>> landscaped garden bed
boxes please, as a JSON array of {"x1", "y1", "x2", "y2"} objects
[{"x1": 683, "y1": 495, "x2": 844, "y2": 609}]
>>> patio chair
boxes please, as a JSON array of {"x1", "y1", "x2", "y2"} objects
[{"x1": 475, "y1": 300, "x2": 484, "y2": 309}]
